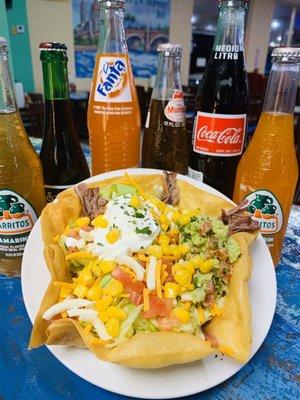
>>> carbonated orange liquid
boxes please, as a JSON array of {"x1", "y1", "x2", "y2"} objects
[
  {"x1": 233, "y1": 112, "x2": 298, "y2": 264},
  {"x1": 88, "y1": 53, "x2": 141, "y2": 175}
]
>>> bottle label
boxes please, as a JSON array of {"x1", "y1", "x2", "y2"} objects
[
  {"x1": 188, "y1": 167, "x2": 203, "y2": 182},
  {"x1": 245, "y1": 189, "x2": 283, "y2": 240},
  {"x1": 193, "y1": 112, "x2": 246, "y2": 157},
  {"x1": 214, "y1": 44, "x2": 242, "y2": 60},
  {"x1": 0, "y1": 190, "x2": 37, "y2": 258},
  {"x1": 164, "y1": 91, "x2": 185, "y2": 123},
  {"x1": 45, "y1": 185, "x2": 73, "y2": 203},
  {"x1": 94, "y1": 55, "x2": 132, "y2": 103}
]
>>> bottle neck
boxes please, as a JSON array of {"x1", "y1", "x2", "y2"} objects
[
  {"x1": 263, "y1": 60, "x2": 300, "y2": 114},
  {"x1": 152, "y1": 54, "x2": 183, "y2": 101},
  {"x1": 213, "y1": 0, "x2": 246, "y2": 52},
  {"x1": 97, "y1": 2, "x2": 127, "y2": 54},
  {"x1": 0, "y1": 50, "x2": 16, "y2": 113},
  {"x1": 41, "y1": 51, "x2": 70, "y2": 101}
]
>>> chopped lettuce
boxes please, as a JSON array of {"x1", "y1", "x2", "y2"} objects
[
  {"x1": 133, "y1": 318, "x2": 158, "y2": 333},
  {"x1": 100, "y1": 184, "x2": 137, "y2": 200},
  {"x1": 115, "y1": 304, "x2": 143, "y2": 343},
  {"x1": 181, "y1": 287, "x2": 206, "y2": 303},
  {"x1": 100, "y1": 274, "x2": 112, "y2": 288},
  {"x1": 193, "y1": 271, "x2": 213, "y2": 287},
  {"x1": 225, "y1": 237, "x2": 241, "y2": 263}
]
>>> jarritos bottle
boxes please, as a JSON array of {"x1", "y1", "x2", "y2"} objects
[
  {"x1": 39, "y1": 42, "x2": 90, "y2": 203},
  {"x1": 233, "y1": 47, "x2": 300, "y2": 265},
  {"x1": 142, "y1": 43, "x2": 188, "y2": 174},
  {"x1": 189, "y1": 0, "x2": 249, "y2": 198},
  {"x1": 0, "y1": 38, "x2": 46, "y2": 276},
  {"x1": 88, "y1": 0, "x2": 141, "y2": 175}
]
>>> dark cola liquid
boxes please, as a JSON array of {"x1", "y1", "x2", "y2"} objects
[
  {"x1": 40, "y1": 100, "x2": 90, "y2": 201},
  {"x1": 189, "y1": 51, "x2": 249, "y2": 198},
  {"x1": 142, "y1": 99, "x2": 188, "y2": 174}
]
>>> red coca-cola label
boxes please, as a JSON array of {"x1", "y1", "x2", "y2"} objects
[{"x1": 193, "y1": 112, "x2": 246, "y2": 157}]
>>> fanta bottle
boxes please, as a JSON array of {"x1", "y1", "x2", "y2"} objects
[
  {"x1": 233, "y1": 47, "x2": 300, "y2": 265},
  {"x1": 88, "y1": 0, "x2": 141, "y2": 175}
]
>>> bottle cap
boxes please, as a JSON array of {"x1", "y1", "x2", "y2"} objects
[
  {"x1": 157, "y1": 43, "x2": 182, "y2": 55},
  {"x1": 271, "y1": 47, "x2": 300, "y2": 62},
  {"x1": 0, "y1": 37, "x2": 8, "y2": 51},
  {"x1": 39, "y1": 42, "x2": 67, "y2": 51}
]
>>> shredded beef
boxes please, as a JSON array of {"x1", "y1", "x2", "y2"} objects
[
  {"x1": 75, "y1": 183, "x2": 108, "y2": 219},
  {"x1": 161, "y1": 171, "x2": 179, "y2": 206},
  {"x1": 221, "y1": 199, "x2": 259, "y2": 235},
  {"x1": 199, "y1": 220, "x2": 212, "y2": 236}
]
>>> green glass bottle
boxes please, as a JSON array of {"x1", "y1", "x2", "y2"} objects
[{"x1": 39, "y1": 42, "x2": 90, "y2": 203}]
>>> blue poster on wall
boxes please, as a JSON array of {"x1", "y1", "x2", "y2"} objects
[{"x1": 72, "y1": 0, "x2": 170, "y2": 79}]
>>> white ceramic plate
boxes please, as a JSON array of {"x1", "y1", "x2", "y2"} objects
[{"x1": 21, "y1": 168, "x2": 277, "y2": 399}]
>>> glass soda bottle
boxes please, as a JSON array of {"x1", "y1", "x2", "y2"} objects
[
  {"x1": 39, "y1": 42, "x2": 90, "y2": 203},
  {"x1": 233, "y1": 47, "x2": 300, "y2": 265},
  {"x1": 0, "y1": 38, "x2": 46, "y2": 276},
  {"x1": 142, "y1": 43, "x2": 188, "y2": 174},
  {"x1": 189, "y1": 0, "x2": 249, "y2": 198},
  {"x1": 88, "y1": 0, "x2": 141, "y2": 175}
]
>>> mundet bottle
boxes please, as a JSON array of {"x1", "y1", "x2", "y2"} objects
[
  {"x1": 0, "y1": 38, "x2": 46, "y2": 276},
  {"x1": 88, "y1": 0, "x2": 141, "y2": 175},
  {"x1": 39, "y1": 42, "x2": 90, "y2": 203},
  {"x1": 233, "y1": 47, "x2": 300, "y2": 265},
  {"x1": 142, "y1": 43, "x2": 188, "y2": 174},
  {"x1": 189, "y1": 0, "x2": 249, "y2": 199}
]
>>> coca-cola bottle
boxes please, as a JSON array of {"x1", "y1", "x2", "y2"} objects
[
  {"x1": 188, "y1": 0, "x2": 249, "y2": 198},
  {"x1": 142, "y1": 43, "x2": 188, "y2": 174}
]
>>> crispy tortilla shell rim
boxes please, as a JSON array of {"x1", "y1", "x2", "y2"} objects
[{"x1": 29, "y1": 174, "x2": 256, "y2": 368}]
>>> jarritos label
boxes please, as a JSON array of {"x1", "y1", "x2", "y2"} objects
[
  {"x1": 0, "y1": 190, "x2": 37, "y2": 258},
  {"x1": 164, "y1": 91, "x2": 185, "y2": 123},
  {"x1": 94, "y1": 55, "x2": 132, "y2": 103},
  {"x1": 245, "y1": 190, "x2": 283, "y2": 235},
  {"x1": 193, "y1": 112, "x2": 246, "y2": 157}
]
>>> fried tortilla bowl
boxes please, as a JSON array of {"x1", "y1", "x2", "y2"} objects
[{"x1": 29, "y1": 173, "x2": 257, "y2": 369}]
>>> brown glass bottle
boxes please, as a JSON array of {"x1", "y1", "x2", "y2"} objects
[
  {"x1": 142, "y1": 44, "x2": 188, "y2": 174},
  {"x1": 39, "y1": 42, "x2": 90, "y2": 202}
]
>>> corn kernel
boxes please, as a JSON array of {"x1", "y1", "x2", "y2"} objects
[
  {"x1": 75, "y1": 217, "x2": 90, "y2": 227},
  {"x1": 95, "y1": 296, "x2": 113, "y2": 312},
  {"x1": 183, "y1": 261, "x2": 195, "y2": 274},
  {"x1": 164, "y1": 282, "x2": 179, "y2": 299},
  {"x1": 91, "y1": 261, "x2": 102, "y2": 277},
  {"x1": 130, "y1": 195, "x2": 141, "y2": 208},
  {"x1": 77, "y1": 268, "x2": 95, "y2": 286},
  {"x1": 178, "y1": 243, "x2": 190, "y2": 256},
  {"x1": 99, "y1": 310, "x2": 109, "y2": 323},
  {"x1": 182, "y1": 301, "x2": 192, "y2": 310},
  {"x1": 172, "y1": 211, "x2": 181, "y2": 223},
  {"x1": 158, "y1": 234, "x2": 170, "y2": 246},
  {"x1": 169, "y1": 244, "x2": 181, "y2": 258},
  {"x1": 99, "y1": 260, "x2": 117, "y2": 274},
  {"x1": 162, "y1": 244, "x2": 172, "y2": 255},
  {"x1": 178, "y1": 214, "x2": 191, "y2": 226},
  {"x1": 174, "y1": 269, "x2": 192, "y2": 287},
  {"x1": 73, "y1": 284, "x2": 88, "y2": 298},
  {"x1": 159, "y1": 214, "x2": 169, "y2": 226},
  {"x1": 91, "y1": 215, "x2": 108, "y2": 228},
  {"x1": 107, "y1": 306, "x2": 127, "y2": 320},
  {"x1": 59, "y1": 286, "x2": 73, "y2": 299},
  {"x1": 190, "y1": 255, "x2": 203, "y2": 268},
  {"x1": 173, "y1": 308, "x2": 190, "y2": 323},
  {"x1": 106, "y1": 228, "x2": 121, "y2": 244},
  {"x1": 199, "y1": 259, "x2": 214, "y2": 273},
  {"x1": 102, "y1": 278, "x2": 124, "y2": 297},
  {"x1": 106, "y1": 318, "x2": 120, "y2": 337},
  {"x1": 146, "y1": 245, "x2": 163, "y2": 259},
  {"x1": 86, "y1": 284, "x2": 102, "y2": 301}
]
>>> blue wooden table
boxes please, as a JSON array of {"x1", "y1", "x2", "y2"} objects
[{"x1": 0, "y1": 206, "x2": 299, "y2": 400}]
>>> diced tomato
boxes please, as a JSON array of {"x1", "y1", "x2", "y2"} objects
[
  {"x1": 163, "y1": 261, "x2": 175, "y2": 283},
  {"x1": 142, "y1": 294, "x2": 173, "y2": 319},
  {"x1": 68, "y1": 229, "x2": 80, "y2": 239},
  {"x1": 157, "y1": 316, "x2": 179, "y2": 331},
  {"x1": 112, "y1": 267, "x2": 145, "y2": 305},
  {"x1": 127, "y1": 289, "x2": 143, "y2": 305}
]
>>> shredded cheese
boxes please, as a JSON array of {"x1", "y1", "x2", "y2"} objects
[
  {"x1": 83, "y1": 323, "x2": 93, "y2": 334},
  {"x1": 146, "y1": 255, "x2": 157, "y2": 290},
  {"x1": 117, "y1": 255, "x2": 145, "y2": 281},
  {"x1": 155, "y1": 259, "x2": 162, "y2": 299},
  {"x1": 42, "y1": 298, "x2": 94, "y2": 321},
  {"x1": 143, "y1": 288, "x2": 150, "y2": 312}
]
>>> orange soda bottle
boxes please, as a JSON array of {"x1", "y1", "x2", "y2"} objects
[
  {"x1": 233, "y1": 47, "x2": 300, "y2": 265},
  {"x1": 88, "y1": 0, "x2": 141, "y2": 175}
]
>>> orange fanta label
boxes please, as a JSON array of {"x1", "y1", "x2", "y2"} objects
[
  {"x1": 88, "y1": 53, "x2": 141, "y2": 175},
  {"x1": 193, "y1": 112, "x2": 246, "y2": 156}
]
